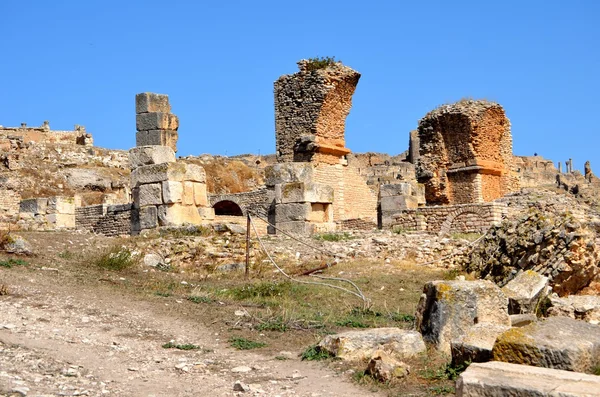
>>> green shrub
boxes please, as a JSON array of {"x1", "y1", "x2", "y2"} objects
[
  {"x1": 256, "y1": 317, "x2": 288, "y2": 332},
  {"x1": 314, "y1": 232, "x2": 353, "y2": 242},
  {"x1": 301, "y1": 344, "x2": 332, "y2": 361},
  {"x1": 304, "y1": 56, "x2": 338, "y2": 71},
  {"x1": 229, "y1": 281, "x2": 293, "y2": 300},
  {"x1": 187, "y1": 295, "x2": 212, "y2": 304},
  {"x1": 94, "y1": 246, "x2": 138, "y2": 271},
  {"x1": 162, "y1": 342, "x2": 201, "y2": 350},
  {"x1": 229, "y1": 337, "x2": 266, "y2": 350},
  {"x1": 0, "y1": 258, "x2": 28, "y2": 268}
]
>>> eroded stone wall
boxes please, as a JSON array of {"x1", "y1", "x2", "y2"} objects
[
  {"x1": 417, "y1": 100, "x2": 516, "y2": 205},
  {"x1": 0, "y1": 122, "x2": 93, "y2": 148},
  {"x1": 274, "y1": 60, "x2": 360, "y2": 164}
]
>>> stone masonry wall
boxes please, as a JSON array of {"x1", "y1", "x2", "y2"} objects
[
  {"x1": 75, "y1": 204, "x2": 132, "y2": 236},
  {"x1": 135, "y1": 93, "x2": 179, "y2": 153},
  {"x1": 274, "y1": 60, "x2": 359, "y2": 164},
  {"x1": 390, "y1": 202, "x2": 507, "y2": 235},
  {"x1": 0, "y1": 122, "x2": 93, "y2": 148},
  {"x1": 209, "y1": 188, "x2": 275, "y2": 218},
  {"x1": 17, "y1": 196, "x2": 76, "y2": 231}
]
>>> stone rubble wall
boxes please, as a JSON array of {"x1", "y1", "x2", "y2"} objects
[
  {"x1": 390, "y1": 202, "x2": 507, "y2": 234},
  {"x1": 75, "y1": 204, "x2": 132, "y2": 236}
]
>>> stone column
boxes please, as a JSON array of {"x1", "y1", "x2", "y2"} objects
[{"x1": 135, "y1": 93, "x2": 179, "y2": 153}]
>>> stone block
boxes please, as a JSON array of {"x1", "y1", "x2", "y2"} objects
[
  {"x1": 46, "y1": 213, "x2": 75, "y2": 228},
  {"x1": 275, "y1": 202, "x2": 311, "y2": 222},
  {"x1": 451, "y1": 323, "x2": 510, "y2": 367},
  {"x1": 365, "y1": 351, "x2": 410, "y2": 382},
  {"x1": 135, "y1": 130, "x2": 178, "y2": 152},
  {"x1": 492, "y1": 316, "x2": 600, "y2": 373},
  {"x1": 318, "y1": 328, "x2": 426, "y2": 362},
  {"x1": 131, "y1": 163, "x2": 205, "y2": 187},
  {"x1": 19, "y1": 198, "x2": 48, "y2": 214},
  {"x1": 182, "y1": 182, "x2": 194, "y2": 205},
  {"x1": 198, "y1": 207, "x2": 215, "y2": 220},
  {"x1": 138, "y1": 206, "x2": 157, "y2": 230},
  {"x1": 136, "y1": 112, "x2": 179, "y2": 132},
  {"x1": 379, "y1": 183, "x2": 413, "y2": 197},
  {"x1": 193, "y1": 183, "x2": 208, "y2": 207},
  {"x1": 380, "y1": 195, "x2": 418, "y2": 212},
  {"x1": 502, "y1": 270, "x2": 550, "y2": 315},
  {"x1": 162, "y1": 181, "x2": 183, "y2": 204},
  {"x1": 547, "y1": 294, "x2": 600, "y2": 325},
  {"x1": 456, "y1": 361, "x2": 600, "y2": 397},
  {"x1": 264, "y1": 163, "x2": 314, "y2": 187},
  {"x1": 275, "y1": 182, "x2": 333, "y2": 204},
  {"x1": 47, "y1": 196, "x2": 75, "y2": 214},
  {"x1": 138, "y1": 183, "x2": 162, "y2": 207},
  {"x1": 128, "y1": 145, "x2": 175, "y2": 169},
  {"x1": 157, "y1": 203, "x2": 202, "y2": 226},
  {"x1": 276, "y1": 221, "x2": 314, "y2": 235},
  {"x1": 415, "y1": 280, "x2": 510, "y2": 355},
  {"x1": 135, "y1": 93, "x2": 171, "y2": 114}
]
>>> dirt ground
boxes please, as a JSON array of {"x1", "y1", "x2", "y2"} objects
[{"x1": 0, "y1": 232, "x2": 454, "y2": 397}]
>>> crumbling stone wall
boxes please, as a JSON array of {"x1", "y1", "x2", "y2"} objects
[
  {"x1": 391, "y1": 202, "x2": 507, "y2": 234},
  {"x1": 0, "y1": 122, "x2": 93, "y2": 147},
  {"x1": 274, "y1": 60, "x2": 360, "y2": 164},
  {"x1": 417, "y1": 100, "x2": 517, "y2": 205},
  {"x1": 512, "y1": 155, "x2": 557, "y2": 188},
  {"x1": 75, "y1": 203, "x2": 132, "y2": 236}
]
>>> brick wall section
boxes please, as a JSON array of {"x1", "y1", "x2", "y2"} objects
[
  {"x1": 209, "y1": 188, "x2": 275, "y2": 218},
  {"x1": 312, "y1": 163, "x2": 378, "y2": 224},
  {"x1": 391, "y1": 202, "x2": 507, "y2": 234},
  {"x1": 76, "y1": 204, "x2": 132, "y2": 236}
]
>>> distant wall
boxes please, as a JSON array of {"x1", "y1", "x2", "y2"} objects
[
  {"x1": 75, "y1": 204, "x2": 132, "y2": 236},
  {"x1": 0, "y1": 123, "x2": 93, "y2": 147}
]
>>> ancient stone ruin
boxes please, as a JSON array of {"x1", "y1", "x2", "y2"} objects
[
  {"x1": 416, "y1": 100, "x2": 516, "y2": 205},
  {"x1": 135, "y1": 93, "x2": 179, "y2": 153}
]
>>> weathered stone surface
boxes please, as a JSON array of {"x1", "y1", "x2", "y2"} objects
[
  {"x1": 380, "y1": 195, "x2": 418, "y2": 212},
  {"x1": 138, "y1": 183, "x2": 162, "y2": 207},
  {"x1": 415, "y1": 280, "x2": 510, "y2": 355},
  {"x1": 510, "y1": 313, "x2": 537, "y2": 327},
  {"x1": 547, "y1": 294, "x2": 600, "y2": 325},
  {"x1": 136, "y1": 112, "x2": 179, "y2": 132},
  {"x1": 275, "y1": 202, "x2": 311, "y2": 222},
  {"x1": 264, "y1": 163, "x2": 314, "y2": 187},
  {"x1": 318, "y1": 328, "x2": 426, "y2": 362},
  {"x1": 135, "y1": 130, "x2": 179, "y2": 152},
  {"x1": 46, "y1": 213, "x2": 75, "y2": 229},
  {"x1": 135, "y1": 92, "x2": 171, "y2": 114},
  {"x1": 501, "y1": 270, "x2": 550, "y2": 315},
  {"x1": 138, "y1": 206, "x2": 157, "y2": 230},
  {"x1": 128, "y1": 146, "x2": 175, "y2": 168},
  {"x1": 47, "y1": 196, "x2": 75, "y2": 214},
  {"x1": 451, "y1": 323, "x2": 510, "y2": 367},
  {"x1": 182, "y1": 182, "x2": 194, "y2": 205},
  {"x1": 275, "y1": 182, "x2": 334, "y2": 204},
  {"x1": 275, "y1": 220, "x2": 314, "y2": 235},
  {"x1": 19, "y1": 198, "x2": 48, "y2": 214},
  {"x1": 131, "y1": 163, "x2": 206, "y2": 187},
  {"x1": 365, "y1": 351, "x2": 410, "y2": 382},
  {"x1": 457, "y1": 361, "x2": 600, "y2": 397},
  {"x1": 492, "y1": 316, "x2": 600, "y2": 373},
  {"x1": 162, "y1": 181, "x2": 183, "y2": 204},
  {"x1": 198, "y1": 207, "x2": 215, "y2": 220},
  {"x1": 193, "y1": 183, "x2": 208, "y2": 207},
  {"x1": 3, "y1": 235, "x2": 33, "y2": 255},
  {"x1": 157, "y1": 204, "x2": 201, "y2": 226}
]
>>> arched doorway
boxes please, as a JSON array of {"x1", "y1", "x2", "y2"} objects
[{"x1": 213, "y1": 200, "x2": 243, "y2": 216}]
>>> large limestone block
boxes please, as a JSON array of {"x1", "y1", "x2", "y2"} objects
[
  {"x1": 193, "y1": 183, "x2": 208, "y2": 207},
  {"x1": 502, "y1": 270, "x2": 550, "y2": 315},
  {"x1": 318, "y1": 328, "x2": 426, "y2": 362},
  {"x1": 131, "y1": 163, "x2": 206, "y2": 187},
  {"x1": 157, "y1": 204, "x2": 202, "y2": 226},
  {"x1": 135, "y1": 93, "x2": 171, "y2": 114},
  {"x1": 492, "y1": 316, "x2": 600, "y2": 373},
  {"x1": 138, "y1": 183, "x2": 162, "y2": 207},
  {"x1": 138, "y1": 206, "x2": 157, "y2": 230},
  {"x1": 19, "y1": 198, "x2": 48, "y2": 214},
  {"x1": 264, "y1": 163, "x2": 314, "y2": 187},
  {"x1": 275, "y1": 202, "x2": 311, "y2": 222},
  {"x1": 136, "y1": 112, "x2": 179, "y2": 131},
  {"x1": 380, "y1": 195, "x2": 418, "y2": 212},
  {"x1": 451, "y1": 323, "x2": 510, "y2": 367},
  {"x1": 275, "y1": 220, "x2": 314, "y2": 235},
  {"x1": 457, "y1": 361, "x2": 600, "y2": 397},
  {"x1": 379, "y1": 183, "x2": 414, "y2": 197},
  {"x1": 548, "y1": 294, "x2": 600, "y2": 325},
  {"x1": 415, "y1": 280, "x2": 510, "y2": 355},
  {"x1": 47, "y1": 196, "x2": 75, "y2": 214},
  {"x1": 129, "y1": 146, "x2": 175, "y2": 169},
  {"x1": 275, "y1": 182, "x2": 334, "y2": 204},
  {"x1": 135, "y1": 130, "x2": 179, "y2": 152},
  {"x1": 182, "y1": 182, "x2": 194, "y2": 205},
  {"x1": 46, "y1": 213, "x2": 75, "y2": 229},
  {"x1": 162, "y1": 181, "x2": 183, "y2": 204},
  {"x1": 198, "y1": 207, "x2": 215, "y2": 221}
]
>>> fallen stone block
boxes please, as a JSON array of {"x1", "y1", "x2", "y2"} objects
[
  {"x1": 416, "y1": 280, "x2": 510, "y2": 355},
  {"x1": 318, "y1": 328, "x2": 426, "y2": 362},
  {"x1": 135, "y1": 92, "x2": 171, "y2": 114},
  {"x1": 129, "y1": 145, "x2": 175, "y2": 169},
  {"x1": 501, "y1": 270, "x2": 550, "y2": 315},
  {"x1": 451, "y1": 323, "x2": 510, "y2": 367},
  {"x1": 136, "y1": 112, "x2": 179, "y2": 132},
  {"x1": 510, "y1": 313, "x2": 537, "y2": 327},
  {"x1": 492, "y1": 316, "x2": 600, "y2": 373},
  {"x1": 456, "y1": 361, "x2": 600, "y2": 397},
  {"x1": 547, "y1": 294, "x2": 600, "y2": 325},
  {"x1": 365, "y1": 350, "x2": 410, "y2": 382}
]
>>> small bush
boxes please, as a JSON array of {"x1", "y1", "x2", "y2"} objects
[
  {"x1": 229, "y1": 281, "x2": 293, "y2": 300},
  {"x1": 94, "y1": 246, "x2": 138, "y2": 271},
  {"x1": 392, "y1": 226, "x2": 408, "y2": 235},
  {"x1": 304, "y1": 56, "x2": 338, "y2": 71},
  {"x1": 187, "y1": 295, "x2": 212, "y2": 304},
  {"x1": 162, "y1": 342, "x2": 201, "y2": 350},
  {"x1": 0, "y1": 258, "x2": 28, "y2": 268},
  {"x1": 593, "y1": 365, "x2": 600, "y2": 376},
  {"x1": 335, "y1": 318, "x2": 369, "y2": 328},
  {"x1": 314, "y1": 232, "x2": 353, "y2": 242},
  {"x1": 229, "y1": 337, "x2": 266, "y2": 350},
  {"x1": 390, "y1": 312, "x2": 415, "y2": 323},
  {"x1": 256, "y1": 317, "x2": 288, "y2": 332},
  {"x1": 301, "y1": 344, "x2": 332, "y2": 361}
]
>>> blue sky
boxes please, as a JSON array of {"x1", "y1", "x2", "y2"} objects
[{"x1": 2, "y1": 1, "x2": 599, "y2": 172}]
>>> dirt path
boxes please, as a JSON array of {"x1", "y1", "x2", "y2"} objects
[{"x1": 0, "y1": 269, "x2": 382, "y2": 397}]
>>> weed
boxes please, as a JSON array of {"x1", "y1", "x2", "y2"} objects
[
  {"x1": 392, "y1": 226, "x2": 407, "y2": 235},
  {"x1": 421, "y1": 361, "x2": 470, "y2": 381},
  {"x1": 93, "y1": 246, "x2": 138, "y2": 271},
  {"x1": 429, "y1": 386, "x2": 456, "y2": 395},
  {"x1": 58, "y1": 250, "x2": 76, "y2": 260},
  {"x1": 389, "y1": 312, "x2": 415, "y2": 323},
  {"x1": 335, "y1": 318, "x2": 369, "y2": 328},
  {"x1": 443, "y1": 268, "x2": 462, "y2": 280},
  {"x1": 300, "y1": 344, "x2": 332, "y2": 361},
  {"x1": 187, "y1": 295, "x2": 212, "y2": 304},
  {"x1": 593, "y1": 365, "x2": 600, "y2": 376},
  {"x1": 229, "y1": 281, "x2": 292, "y2": 300},
  {"x1": 0, "y1": 258, "x2": 28, "y2": 268},
  {"x1": 162, "y1": 342, "x2": 201, "y2": 350},
  {"x1": 304, "y1": 56, "x2": 338, "y2": 71},
  {"x1": 313, "y1": 232, "x2": 353, "y2": 242},
  {"x1": 274, "y1": 356, "x2": 289, "y2": 361},
  {"x1": 256, "y1": 317, "x2": 288, "y2": 332},
  {"x1": 155, "y1": 291, "x2": 172, "y2": 297},
  {"x1": 229, "y1": 337, "x2": 266, "y2": 350}
]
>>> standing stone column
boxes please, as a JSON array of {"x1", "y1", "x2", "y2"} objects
[
  {"x1": 584, "y1": 160, "x2": 593, "y2": 182},
  {"x1": 135, "y1": 93, "x2": 179, "y2": 153}
]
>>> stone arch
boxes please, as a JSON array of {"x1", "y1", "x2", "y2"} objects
[
  {"x1": 439, "y1": 206, "x2": 487, "y2": 235},
  {"x1": 212, "y1": 200, "x2": 244, "y2": 216}
]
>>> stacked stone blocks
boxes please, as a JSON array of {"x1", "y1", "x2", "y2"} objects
[
  {"x1": 18, "y1": 196, "x2": 76, "y2": 230},
  {"x1": 135, "y1": 93, "x2": 179, "y2": 153}
]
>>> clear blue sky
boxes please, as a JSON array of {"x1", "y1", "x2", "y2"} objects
[{"x1": 2, "y1": 1, "x2": 599, "y2": 172}]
